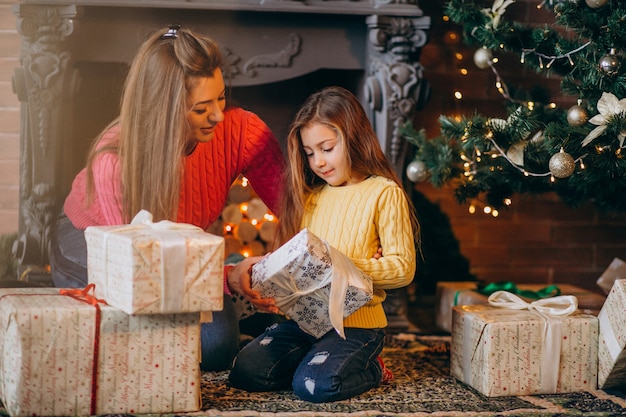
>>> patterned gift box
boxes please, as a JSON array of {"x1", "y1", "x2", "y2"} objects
[
  {"x1": 435, "y1": 281, "x2": 605, "y2": 332},
  {"x1": 86, "y1": 210, "x2": 224, "y2": 315},
  {"x1": 597, "y1": 279, "x2": 626, "y2": 389},
  {"x1": 251, "y1": 228, "x2": 373, "y2": 338},
  {"x1": 0, "y1": 287, "x2": 201, "y2": 417},
  {"x1": 450, "y1": 291, "x2": 598, "y2": 397}
]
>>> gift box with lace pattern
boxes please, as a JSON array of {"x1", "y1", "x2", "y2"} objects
[
  {"x1": 251, "y1": 228, "x2": 373, "y2": 339},
  {"x1": 597, "y1": 279, "x2": 626, "y2": 389},
  {"x1": 86, "y1": 210, "x2": 224, "y2": 315},
  {"x1": 0, "y1": 287, "x2": 201, "y2": 417},
  {"x1": 450, "y1": 291, "x2": 598, "y2": 397}
]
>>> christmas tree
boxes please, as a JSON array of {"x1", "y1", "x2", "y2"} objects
[{"x1": 404, "y1": 0, "x2": 626, "y2": 213}]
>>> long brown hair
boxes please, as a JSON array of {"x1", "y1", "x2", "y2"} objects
[
  {"x1": 85, "y1": 26, "x2": 224, "y2": 223},
  {"x1": 274, "y1": 86, "x2": 420, "y2": 248}
]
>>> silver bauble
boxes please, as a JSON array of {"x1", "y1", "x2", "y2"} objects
[
  {"x1": 566, "y1": 104, "x2": 589, "y2": 127},
  {"x1": 585, "y1": 0, "x2": 608, "y2": 7},
  {"x1": 599, "y1": 50, "x2": 620, "y2": 76},
  {"x1": 473, "y1": 47, "x2": 493, "y2": 69},
  {"x1": 406, "y1": 160, "x2": 429, "y2": 182},
  {"x1": 549, "y1": 149, "x2": 576, "y2": 178}
]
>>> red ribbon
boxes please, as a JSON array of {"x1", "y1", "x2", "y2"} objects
[{"x1": 60, "y1": 284, "x2": 107, "y2": 415}]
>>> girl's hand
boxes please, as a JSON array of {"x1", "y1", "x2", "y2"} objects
[
  {"x1": 226, "y1": 256, "x2": 280, "y2": 314},
  {"x1": 372, "y1": 247, "x2": 383, "y2": 259}
]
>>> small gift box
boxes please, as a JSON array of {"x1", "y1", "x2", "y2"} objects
[
  {"x1": 450, "y1": 291, "x2": 598, "y2": 397},
  {"x1": 436, "y1": 281, "x2": 605, "y2": 332},
  {"x1": 251, "y1": 228, "x2": 373, "y2": 338},
  {"x1": 597, "y1": 258, "x2": 626, "y2": 295},
  {"x1": 86, "y1": 210, "x2": 224, "y2": 315},
  {"x1": 597, "y1": 279, "x2": 626, "y2": 389},
  {"x1": 0, "y1": 286, "x2": 201, "y2": 417}
]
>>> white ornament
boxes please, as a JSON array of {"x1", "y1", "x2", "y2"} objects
[
  {"x1": 406, "y1": 160, "x2": 429, "y2": 182},
  {"x1": 474, "y1": 47, "x2": 493, "y2": 69},
  {"x1": 585, "y1": 0, "x2": 608, "y2": 8}
]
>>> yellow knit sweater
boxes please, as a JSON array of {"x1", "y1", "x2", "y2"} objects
[{"x1": 302, "y1": 175, "x2": 416, "y2": 329}]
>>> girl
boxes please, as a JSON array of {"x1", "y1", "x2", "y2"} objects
[{"x1": 229, "y1": 86, "x2": 419, "y2": 402}]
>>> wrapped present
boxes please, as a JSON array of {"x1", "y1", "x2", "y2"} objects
[
  {"x1": 450, "y1": 291, "x2": 598, "y2": 397},
  {"x1": 86, "y1": 210, "x2": 224, "y2": 315},
  {"x1": 251, "y1": 228, "x2": 373, "y2": 338},
  {"x1": 435, "y1": 281, "x2": 605, "y2": 332},
  {"x1": 0, "y1": 286, "x2": 201, "y2": 417},
  {"x1": 597, "y1": 279, "x2": 626, "y2": 389},
  {"x1": 597, "y1": 258, "x2": 626, "y2": 295}
]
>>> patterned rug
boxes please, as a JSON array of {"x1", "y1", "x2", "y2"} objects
[{"x1": 2, "y1": 334, "x2": 626, "y2": 417}]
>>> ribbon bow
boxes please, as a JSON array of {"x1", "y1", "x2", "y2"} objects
[{"x1": 488, "y1": 290, "x2": 578, "y2": 316}]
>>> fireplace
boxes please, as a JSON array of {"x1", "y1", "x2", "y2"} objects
[{"x1": 12, "y1": 0, "x2": 430, "y2": 329}]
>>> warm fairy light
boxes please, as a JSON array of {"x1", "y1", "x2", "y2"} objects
[
  {"x1": 241, "y1": 177, "x2": 249, "y2": 187},
  {"x1": 491, "y1": 209, "x2": 499, "y2": 217},
  {"x1": 240, "y1": 203, "x2": 248, "y2": 213},
  {"x1": 503, "y1": 198, "x2": 512, "y2": 206},
  {"x1": 455, "y1": 52, "x2": 463, "y2": 60},
  {"x1": 454, "y1": 91, "x2": 463, "y2": 100},
  {"x1": 460, "y1": 68, "x2": 468, "y2": 75},
  {"x1": 242, "y1": 248, "x2": 250, "y2": 258},
  {"x1": 550, "y1": 175, "x2": 556, "y2": 182},
  {"x1": 250, "y1": 218, "x2": 258, "y2": 226},
  {"x1": 527, "y1": 101, "x2": 535, "y2": 110},
  {"x1": 442, "y1": 15, "x2": 450, "y2": 21},
  {"x1": 580, "y1": 160, "x2": 586, "y2": 169},
  {"x1": 492, "y1": 57, "x2": 499, "y2": 64},
  {"x1": 264, "y1": 213, "x2": 275, "y2": 222},
  {"x1": 483, "y1": 206, "x2": 492, "y2": 214},
  {"x1": 224, "y1": 224, "x2": 233, "y2": 233},
  {"x1": 468, "y1": 204, "x2": 476, "y2": 214},
  {"x1": 549, "y1": 102, "x2": 557, "y2": 108}
]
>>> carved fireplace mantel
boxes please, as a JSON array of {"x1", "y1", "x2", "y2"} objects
[{"x1": 12, "y1": 1, "x2": 430, "y2": 328}]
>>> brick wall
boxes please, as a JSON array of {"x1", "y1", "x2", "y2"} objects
[
  {"x1": 0, "y1": 1, "x2": 18, "y2": 235},
  {"x1": 414, "y1": 1, "x2": 626, "y2": 295}
]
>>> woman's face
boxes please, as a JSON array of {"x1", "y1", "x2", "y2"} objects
[{"x1": 186, "y1": 68, "x2": 226, "y2": 144}]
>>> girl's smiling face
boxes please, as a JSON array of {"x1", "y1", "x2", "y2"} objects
[{"x1": 300, "y1": 123, "x2": 362, "y2": 187}]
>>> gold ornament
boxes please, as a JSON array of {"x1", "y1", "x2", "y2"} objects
[
  {"x1": 549, "y1": 148, "x2": 576, "y2": 178},
  {"x1": 598, "y1": 49, "x2": 620, "y2": 76},
  {"x1": 585, "y1": 0, "x2": 608, "y2": 8},
  {"x1": 566, "y1": 103, "x2": 589, "y2": 127}
]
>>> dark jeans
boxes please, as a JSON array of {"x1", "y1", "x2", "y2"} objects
[
  {"x1": 229, "y1": 319, "x2": 385, "y2": 403},
  {"x1": 48, "y1": 212, "x2": 240, "y2": 371}
]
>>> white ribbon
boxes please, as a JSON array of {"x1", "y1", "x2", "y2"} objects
[
  {"x1": 487, "y1": 290, "x2": 578, "y2": 393},
  {"x1": 102, "y1": 210, "x2": 203, "y2": 313}
]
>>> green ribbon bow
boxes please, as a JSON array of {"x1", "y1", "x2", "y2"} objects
[{"x1": 453, "y1": 281, "x2": 561, "y2": 306}]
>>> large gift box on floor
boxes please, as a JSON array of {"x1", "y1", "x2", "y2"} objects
[
  {"x1": 86, "y1": 210, "x2": 224, "y2": 315},
  {"x1": 597, "y1": 279, "x2": 626, "y2": 389},
  {"x1": 450, "y1": 291, "x2": 598, "y2": 397},
  {"x1": 251, "y1": 228, "x2": 373, "y2": 338},
  {"x1": 436, "y1": 281, "x2": 606, "y2": 332},
  {"x1": 0, "y1": 287, "x2": 201, "y2": 416}
]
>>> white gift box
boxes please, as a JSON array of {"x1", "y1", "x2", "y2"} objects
[
  {"x1": 597, "y1": 279, "x2": 626, "y2": 389},
  {"x1": 0, "y1": 287, "x2": 201, "y2": 416},
  {"x1": 450, "y1": 291, "x2": 598, "y2": 397},
  {"x1": 251, "y1": 228, "x2": 373, "y2": 338},
  {"x1": 86, "y1": 210, "x2": 224, "y2": 315}
]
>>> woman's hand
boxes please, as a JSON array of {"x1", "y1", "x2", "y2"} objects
[{"x1": 226, "y1": 256, "x2": 280, "y2": 314}]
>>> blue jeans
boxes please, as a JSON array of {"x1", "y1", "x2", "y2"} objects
[
  {"x1": 48, "y1": 212, "x2": 240, "y2": 372},
  {"x1": 228, "y1": 319, "x2": 385, "y2": 403}
]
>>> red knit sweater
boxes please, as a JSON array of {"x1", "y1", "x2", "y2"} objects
[{"x1": 64, "y1": 107, "x2": 285, "y2": 230}]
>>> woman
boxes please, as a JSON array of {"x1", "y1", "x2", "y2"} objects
[{"x1": 49, "y1": 25, "x2": 284, "y2": 371}]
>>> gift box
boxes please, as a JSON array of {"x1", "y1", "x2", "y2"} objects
[
  {"x1": 0, "y1": 287, "x2": 201, "y2": 417},
  {"x1": 597, "y1": 258, "x2": 626, "y2": 295},
  {"x1": 450, "y1": 291, "x2": 598, "y2": 397},
  {"x1": 435, "y1": 281, "x2": 605, "y2": 332},
  {"x1": 597, "y1": 279, "x2": 626, "y2": 389},
  {"x1": 86, "y1": 210, "x2": 224, "y2": 315},
  {"x1": 251, "y1": 228, "x2": 373, "y2": 338}
]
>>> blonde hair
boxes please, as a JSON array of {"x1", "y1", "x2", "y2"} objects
[
  {"x1": 85, "y1": 26, "x2": 224, "y2": 223},
  {"x1": 275, "y1": 86, "x2": 420, "y2": 248}
]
